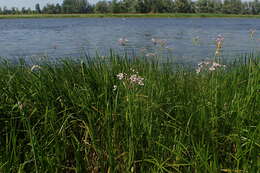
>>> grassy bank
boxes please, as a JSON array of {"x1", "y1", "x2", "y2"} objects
[
  {"x1": 0, "y1": 55, "x2": 259, "y2": 172},
  {"x1": 2, "y1": 13, "x2": 260, "y2": 19}
]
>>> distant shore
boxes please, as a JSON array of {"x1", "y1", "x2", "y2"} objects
[{"x1": 1, "y1": 13, "x2": 260, "y2": 19}]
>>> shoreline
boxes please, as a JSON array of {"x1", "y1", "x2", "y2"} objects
[{"x1": 1, "y1": 13, "x2": 260, "y2": 19}]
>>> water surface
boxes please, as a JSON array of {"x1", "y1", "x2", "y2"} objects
[{"x1": 0, "y1": 18, "x2": 260, "y2": 63}]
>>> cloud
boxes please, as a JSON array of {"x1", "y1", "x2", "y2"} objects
[{"x1": 0, "y1": 0, "x2": 63, "y2": 9}]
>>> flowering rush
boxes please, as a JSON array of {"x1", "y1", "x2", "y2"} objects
[
  {"x1": 151, "y1": 38, "x2": 167, "y2": 47},
  {"x1": 249, "y1": 29, "x2": 256, "y2": 39},
  {"x1": 145, "y1": 53, "x2": 156, "y2": 57},
  {"x1": 116, "y1": 69, "x2": 144, "y2": 86},
  {"x1": 113, "y1": 85, "x2": 117, "y2": 91},
  {"x1": 118, "y1": 37, "x2": 128, "y2": 46},
  {"x1": 129, "y1": 74, "x2": 144, "y2": 86},
  {"x1": 215, "y1": 34, "x2": 224, "y2": 49},
  {"x1": 116, "y1": 73, "x2": 125, "y2": 80},
  {"x1": 196, "y1": 60, "x2": 226, "y2": 73},
  {"x1": 215, "y1": 34, "x2": 224, "y2": 56}
]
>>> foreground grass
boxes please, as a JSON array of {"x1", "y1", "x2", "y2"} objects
[
  {"x1": 0, "y1": 55, "x2": 259, "y2": 172},
  {"x1": 2, "y1": 13, "x2": 260, "y2": 19}
]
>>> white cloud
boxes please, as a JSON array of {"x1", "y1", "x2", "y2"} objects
[{"x1": 0, "y1": 0, "x2": 62, "y2": 9}]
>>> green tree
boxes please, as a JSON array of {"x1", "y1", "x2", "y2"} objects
[
  {"x1": 251, "y1": 0, "x2": 260, "y2": 14},
  {"x1": 196, "y1": 0, "x2": 208, "y2": 13},
  {"x1": 62, "y1": 0, "x2": 89, "y2": 13},
  {"x1": 42, "y1": 4, "x2": 57, "y2": 14},
  {"x1": 35, "y1": 3, "x2": 41, "y2": 13},
  {"x1": 94, "y1": 1, "x2": 111, "y2": 13},
  {"x1": 111, "y1": 0, "x2": 121, "y2": 13},
  {"x1": 55, "y1": 3, "x2": 62, "y2": 13},
  {"x1": 223, "y1": 0, "x2": 242, "y2": 14},
  {"x1": 175, "y1": 0, "x2": 192, "y2": 13}
]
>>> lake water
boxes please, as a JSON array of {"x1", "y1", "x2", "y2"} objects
[{"x1": 1, "y1": 18, "x2": 260, "y2": 63}]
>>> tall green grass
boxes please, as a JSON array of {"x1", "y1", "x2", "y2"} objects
[{"x1": 0, "y1": 54, "x2": 259, "y2": 172}]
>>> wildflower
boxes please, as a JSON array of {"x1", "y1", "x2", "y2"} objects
[
  {"x1": 212, "y1": 62, "x2": 222, "y2": 67},
  {"x1": 116, "y1": 70, "x2": 144, "y2": 86},
  {"x1": 151, "y1": 38, "x2": 167, "y2": 47},
  {"x1": 209, "y1": 66, "x2": 216, "y2": 71},
  {"x1": 196, "y1": 67, "x2": 202, "y2": 74},
  {"x1": 17, "y1": 101, "x2": 25, "y2": 110},
  {"x1": 158, "y1": 39, "x2": 167, "y2": 47},
  {"x1": 31, "y1": 65, "x2": 41, "y2": 72},
  {"x1": 129, "y1": 74, "x2": 144, "y2": 86},
  {"x1": 212, "y1": 62, "x2": 226, "y2": 69},
  {"x1": 215, "y1": 50, "x2": 221, "y2": 56},
  {"x1": 192, "y1": 36, "x2": 200, "y2": 45},
  {"x1": 130, "y1": 68, "x2": 138, "y2": 74},
  {"x1": 196, "y1": 60, "x2": 226, "y2": 73},
  {"x1": 145, "y1": 53, "x2": 156, "y2": 57},
  {"x1": 118, "y1": 37, "x2": 128, "y2": 46},
  {"x1": 113, "y1": 85, "x2": 117, "y2": 91},
  {"x1": 198, "y1": 60, "x2": 210, "y2": 67},
  {"x1": 116, "y1": 73, "x2": 124, "y2": 80},
  {"x1": 215, "y1": 34, "x2": 224, "y2": 56},
  {"x1": 216, "y1": 34, "x2": 224, "y2": 43},
  {"x1": 151, "y1": 38, "x2": 156, "y2": 44},
  {"x1": 215, "y1": 34, "x2": 224, "y2": 49},
  {"x1": 249, "y1": 29, "x2": 256, "y2": 39}
]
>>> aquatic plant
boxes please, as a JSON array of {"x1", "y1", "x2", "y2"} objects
[
  {"x1": 196, "y1": 60, "x2": 226, "y2": 73},
  {"x1": 249, "y1": 29, "x2": 256, "y2": 39},
  {"x1": 192, "y1": 36, "x2": 200, "y2": 45},
  {"x1": 215, "y1": 34, "x2": 224, "y2": 56},
  {"x1": 116, "y1": 69, "x2": 144, "y2": 86},
  {"x1": 0, "y1": 54, "x2": 259, "y2": 173},
  {"x1": 118, "y1": 37, "x2": 128, "y2": 46},
  {"x1": 151, "y1": 38, "x2": 167, "y2": 47},
  {"x1": 145, "y1": 52, "x2": 156, "y2": 57}
]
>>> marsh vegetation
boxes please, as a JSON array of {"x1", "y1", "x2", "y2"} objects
[{"x1": 0, "y1": 53, "x2": 259, "y2": 172}]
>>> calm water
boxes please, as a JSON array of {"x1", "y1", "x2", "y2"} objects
[{"x1": 1, "y1": 18, "x2": 260, "y2": 63}]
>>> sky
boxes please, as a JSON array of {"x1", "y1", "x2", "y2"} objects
[
  {"x1": 0, "y1": 0, "x2": 99, "y2": 9},
  {"x1": 0, "y1": 0, "x2": 251, "y2": 9}
]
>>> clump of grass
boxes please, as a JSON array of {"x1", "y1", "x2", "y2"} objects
[{"x1": 0, "y1": 54, "x2": 259, "y2": 172}]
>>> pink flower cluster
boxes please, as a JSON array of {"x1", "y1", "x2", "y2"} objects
[
  {"x1": 118, "y1": 37, "x2": 128, "y2": 46},
  {"x1": 215, "y1": 34, "x2": 224, "y2": 56},
  {"x1": 151, "y1": 38, "x2": 167, "y2": 47},
  {"x1": 145, "y1": 53, "x2": 156, "y2": 57},
  {"x1": 216, "y1": 34, "x2": 224, "y2": 48},
  {"x1": 129, "y1": 74, "x2": 144, "y2": 86},
  {"x1": 196, "y1": 61, "x2": 226, "y2": 73},
  {"x1": 116, "y1": 69, "x2": 144, "y2": 86}
]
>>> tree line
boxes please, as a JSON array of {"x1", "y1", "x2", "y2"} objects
[{"x1": 1, "y1": 0, "x2": 260, "y2": 15}]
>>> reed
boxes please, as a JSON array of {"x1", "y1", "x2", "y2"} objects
[{"x1": 0, "y1": 54, "x2": 259, "y2": 172}]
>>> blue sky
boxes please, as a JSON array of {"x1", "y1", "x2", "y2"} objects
[{"x1": 0, "y1": 0, "x2": 99, "y2": 9}]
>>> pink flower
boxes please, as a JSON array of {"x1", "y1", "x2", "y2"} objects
[
  {"x1": 116, "y1": 73, "x2": 124, "y2": 80},
  {"x1": 145, "y1": 53, "x2": 156, "y2": 57},
  {"x1": 118, "y1": 37, "x2": 128, "y2": 46},
  {"x1": 196, "y1": 60, "x2": 226, "y2": 73}
]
